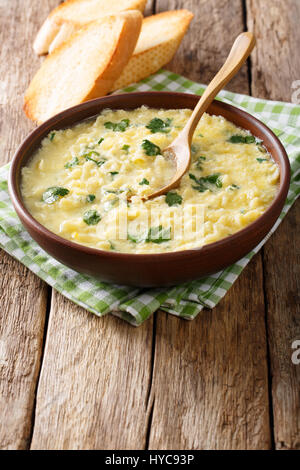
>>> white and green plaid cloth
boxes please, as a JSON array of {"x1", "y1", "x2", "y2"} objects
[{"x1": 0, "y1": 70, "x2": 299, "y2": 326}]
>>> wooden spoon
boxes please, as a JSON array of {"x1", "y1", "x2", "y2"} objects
[{"x1": 147, "y1": 32, "x2": 256, "y2": 199}]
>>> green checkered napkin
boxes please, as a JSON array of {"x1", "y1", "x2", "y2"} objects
[{"x1": 0, "y1": 70, "x2": 299, "y2": 326}]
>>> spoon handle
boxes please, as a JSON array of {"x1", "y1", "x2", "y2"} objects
[{"x1": 184, "y1": 32, "x2": 255, "y2": 144}]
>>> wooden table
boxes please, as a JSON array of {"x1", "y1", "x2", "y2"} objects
[{"x1": 0, "y1": 0, "x2": 299, "y2": 450}]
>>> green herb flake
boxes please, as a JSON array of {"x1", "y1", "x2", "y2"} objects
[
  {"x1": 142, "y1": 139, "x2": 161, "y2": 156},
  {"x1": 64, "y1": 156, "x2": 79, "y2": 168},
  {"x1": 146, "y1": 225, "x2": 171, "y2": 244},
  {"x1": 105, "y1": 189, "x2": 124, "y2": 195},
  {"x1": 146, "y1": 117, "x2": 172, "y2": 134},
  {"x1": 86, "y1": 194, "x2": 96, "y2": 203},
  {"x1": 108, "y1": 240, "x2": 116, "y2": 250},
  {"x1": 83, "y1": 150, "x2": 106, "y2": 166},
  {"x1": 195, "y1": 155, "x2": 206, "y2": 170},
  {"x1": 109, "y1": 171, "x2": 119, "y2": 177},
  {"x1": 139, "y1": 178, "x2": 149, "y2": 185},
  {"x1": 229, "y1": 183, "x2": 240, "y2": 190},
  {"x1": 49, "y1": 132, "x2": 56, "y2": 141},
  {"x1": 83, "y1": 210, "x2": 101, "y2": 225},
  {"x1": 189, "y1": 173, "x2": 223, "y2": 192},
  {"x1": 97, "y1": 138, "x2": 104, "y2": 145},
  {"x1": 127, "y1": 232, "x2": 146, "y2": 244},
  {"x1": 42, "y1": 186, "x2": 69, "y2": 204},
  {"x1": 122, "y1": 144, "x2": 130, "y2": 154},
  {"x1": 228, "y1": 134, "x2": 255, "y2": 144},
  {"x1": 165, "y1": 191, "x2": 183, "y2": 206},
  {"x1": 256, "y1": 158, "x2": 268, "y2": 163},
  {"x1": 104, "y1": 119, "x2": 130, "y2": 132},
  {"x1": 127, "y1": 225, "x2": 171, "y2": 244}
]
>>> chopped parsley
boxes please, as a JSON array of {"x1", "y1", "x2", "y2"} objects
[
  {"x1": 86, "y1": 194, "x2": 96, "y2": 203},
  {"x1": 109, "y1": 171, "x2": 119, "y2": 177},
  {"x1": 121, "y1": 144, "x2": 130, "y2": 154},
  {"x1": 83, "y1": 210, "x2": 101, "y2": 225},
  {"x1": 142, "y1": 139, "x2": 161, "y2": 156},
  {"x1": 97, "y1": 138, "x2": 104, "y2": 145},
  {"x1": 257, "y1": 145, "x2": 267, "y2": 153},
  {"x1": 64, "y1": 156, "x2": 79, "y2": 168},
  {"x1": 189, "y1": 173, "x2": 223, "y2": 192},
  {"x1": 105, "y1": 189, "x2": 124, "y2": 194},
  {"x1": 146, "y1": 117, "x2": 172, "y2": 134},
  {"x1": 42, "y1": 186, "x2": 69, "y2": 204},
  {"x1": 128, "y1": 225, "x2": 171, "y2": 244},
  {"x1": 229, "y1": 184, "x2": 240, "y2": 190},
  {"x1": 108, "y1": 240, "x2": 116, "y2": 250},
  {"x1": 228, "y1": 134, "x2": 256, "y2": 144},
  {"x1": 165, "y1": 191, "x2": 182, "y2": 206},
  {"x1": 49, "y1": 132, "x2": 56, "y2": 141},
  {"x1": 195, "y1": 155, "x2": 206, "y2": 170},
  {"x1": 256, "y1": 158, "x2": 268, "y2": 163},
  {"x1": 127, "y1": 232, "x2": 146, "y2": 244},
  {"x1": 139, "y1": 178, "x2": 149, "y2": 185},
  {"x1": 147, "y1": 225, "x2": 171, "y2": 244},
  {"x1": 104, "y1": 119, "x2": 130, "y2": 132},
  {"x1": 83, "y1": 150, "x2": 106, "y2": 166}
]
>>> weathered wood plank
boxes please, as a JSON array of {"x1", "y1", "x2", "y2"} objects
[
  {"x1": 0, "y1": 0, "x2": 58, "y2": 450},
  {"x1": 156, "y1": 0, "x2": 249, "y2": 93},
  {"x1": 149, "y1": 257, "x2": 271, "y2": 450},
  {"x1": 30, "y1": 293, "x2": 153, "y2": 450},
  {"x1": 147, "y1": 0, "x2": 271, "y2": 450},
  {"x1": 0, "y1": 254, "x2": 48, "y2": 450},
  {"x1": 247, "y1": 0, "x2": 300, "y2": 102},
  {"x1": 247, "y1": 0, "x2": 300, "y2": 450}
]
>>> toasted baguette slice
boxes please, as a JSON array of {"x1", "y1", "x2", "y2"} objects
[
  {"x1": 111, "y1": 10, "x2": 193, "y2": 92},
  {"x1": 34, "y1": 0, "x2": 147, "y2": 55},
  {"x1": 24, "y1": 11, "x2": 142, "y2": 124}
]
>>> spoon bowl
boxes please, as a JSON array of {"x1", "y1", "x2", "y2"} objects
[{"x1": 147, "y1": 32, "x2": 256, "y2": 199}]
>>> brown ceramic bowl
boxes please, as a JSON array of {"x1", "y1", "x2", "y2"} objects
[{"x1": 9, "y1": 92, "x2": 290, "y2": 287}]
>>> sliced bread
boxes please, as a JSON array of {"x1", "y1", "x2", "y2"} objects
[
  {"x1": 24, "y1": 10, "x2": 143, "y2": 123},
  {"x1": 110, "y1": 10, "x2": 193, "y2": 92},
  {"x1": 34, "y1": 0, "x2": 147, "y2": 55}
]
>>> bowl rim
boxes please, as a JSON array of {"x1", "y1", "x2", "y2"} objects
[{"x1": 9, "y1": 91, "x2": 291, "y2": 261}]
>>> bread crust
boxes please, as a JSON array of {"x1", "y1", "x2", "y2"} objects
[
  {"x1": 33, "y1": 0, "x2": 147, "y2": 55},
  {"x1": 25, "y1": 11, "x2": 143, "y2": 123},
  {"x1": 111, "y1": 10, "x2": 194, "y2": 91}
]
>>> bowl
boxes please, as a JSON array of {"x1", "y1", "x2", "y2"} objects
[{"x1": 9, "y1": 92, "x2": 290, "y2": 287}]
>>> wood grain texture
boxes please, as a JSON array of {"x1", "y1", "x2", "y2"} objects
[
  {"x1": 30, "y1": 293, "x2": 153, "y2": 450},
  {"x1": 0, "y1": 253, "x2": 48, "y2": 450},
  {"x1": 247, "y1": 0, "x2": 300, "y2": 101},
  {"x1": 263, "y1": 205, "x2": 300, "y2": 450},
  {"x1": 0, "y1": 0, "x2": 57, "y2": 450},
  {"x1": 247, "y1": 0, "x2": 300, "y2": 449},
  {"x1": 156, "y1": 0, "x2": 250, "y2": 94},
  {"x1": 149, "y1": 260, "x2": 271, "y2": 450},
  {"x1": 0, "y1": 0, "x2": 298, "y2": 451},
  {"x1": 147, "y1": 0, "x2": 271, "y2": 450}
]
